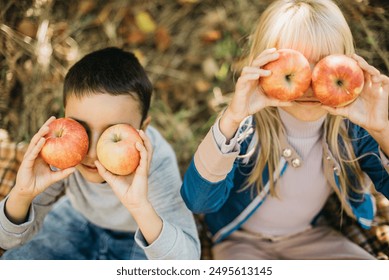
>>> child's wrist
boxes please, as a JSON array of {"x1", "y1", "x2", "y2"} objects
[
  {"x1": 367, "y1": 121, "x2": 389, "y2": 139},
  {"x1": 220, "y1": 108, "x2": 243, "y2": 141},
  {"x1": 366, "y1": 122, "x2": 389, "y2": 158},
  {"x1": 223, "y1": 107, "x2": 245, "y2": 126},
  {"x1": 9, "y1": 186, "x2": 35, "y2": 205},
  {"x1": 126, "y1": 200, "x2": 153, "y2": 216},
  {"x1": 5, "y1": 190, "x2": 33, "y2": 224}
]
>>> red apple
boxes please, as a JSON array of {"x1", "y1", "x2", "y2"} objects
[
  {"x1": 96, "y1": 124, "x2": 142, "y2": 176},
  {"x1": 259, "y1": 49, "x2": 312, "y2": 101},
  {"x1": 41, "y1": 118, "x2": 89, "y2": 169},
  {"x1": 312, "y1": 54, "x2": 364, "y2": 107}
]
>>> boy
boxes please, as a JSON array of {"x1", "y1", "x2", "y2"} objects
[{"x1": 0, "y1": 47, "x2": 200, "y2": 260}]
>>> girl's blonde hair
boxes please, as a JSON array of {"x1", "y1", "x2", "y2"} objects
[{"x1": 243, "y1": 0, "x2": 368, "y2": 203}]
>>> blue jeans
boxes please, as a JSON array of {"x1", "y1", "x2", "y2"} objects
[{"x1": 1, "y1": 197, "x2": 147, "y2": 260}]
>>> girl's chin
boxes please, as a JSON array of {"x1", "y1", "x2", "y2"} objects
[{"x1": 281, "y1": 105, "x2": 328, "y2": 122}]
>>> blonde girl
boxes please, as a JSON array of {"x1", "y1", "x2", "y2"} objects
[{"x1": 181, "y1": 0, "x2": 389, "y2": 259}]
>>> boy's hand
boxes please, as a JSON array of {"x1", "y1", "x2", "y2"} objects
[
  {"x1": 5, "y1": 116, "x2": 75, "y2": 224},
  {"x1": 13, "y1": 116, "x2": 76, "y2": 202},
  {"x1": 95, "y1": 130, "x2": 153, "y2": 213},
  {"x1": 322, "y1": 54, "x2": 389, "y2": 133},
  {"x1": 96, "y1": 130, "x2": 163, "y2": 245}
]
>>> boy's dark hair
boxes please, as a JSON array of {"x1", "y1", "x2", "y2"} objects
[{"x1": 63, "y1": 47, "x2": 152, "y2": 122}]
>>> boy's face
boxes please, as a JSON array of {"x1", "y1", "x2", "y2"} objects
[{"x1": 65, "y1": 93, "x2": 148, "y2": 183}]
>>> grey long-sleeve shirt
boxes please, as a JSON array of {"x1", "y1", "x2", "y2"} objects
[{"x1": 0, "y1": 126, "x2": 200, "y2": 260}]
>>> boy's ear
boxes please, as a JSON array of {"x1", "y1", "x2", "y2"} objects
[{"x1": 141, "y1": 116, "x2": 152, "y2": 131}]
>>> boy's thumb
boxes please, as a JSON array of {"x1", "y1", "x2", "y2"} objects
[{"x1": 52, "y1": 167, "x2": 76, "y2": 182}]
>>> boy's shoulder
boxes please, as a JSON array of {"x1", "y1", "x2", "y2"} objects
[
  {"x1": 145, "y1": 125, "x2": 177, "y2": 162},
  {"x1": 145, "y1": 125, "x2": 169, "y2": 147},
  {"x1": 145, "y1": 125, "x2": 181, "y2": 179}
]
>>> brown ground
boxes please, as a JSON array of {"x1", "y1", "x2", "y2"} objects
[{"x1": 1, "y1": 0, "x2": 388, "y2": 174}]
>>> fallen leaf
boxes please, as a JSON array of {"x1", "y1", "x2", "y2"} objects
[
  {"x1": 216, "y1": 62, "x2": 229, "y2": 81},
  {"x1": 127, "y1": 30, "x2": 146, "y2": 45},
  {"x1": 155, "y1": 27, "x2": 171, "y2": 51},
  {"x1": 195, "y1": 79, "x2": 211, "y2": 92},
  {"x1": 201, "y1": 29, "x2": 222, "y2": 43},
  {"x1": 135, "y1": 11, "x2": 157, "y2": 34},
  {"x1": 78, "y1": 0, "x2": 96, "y2": 16},
  {"x1": 155, "y1": 80, "x2": 173, "y2": 91},
  {"x1": 17, "y1": 19, "x2": 38, "y2": 38}
]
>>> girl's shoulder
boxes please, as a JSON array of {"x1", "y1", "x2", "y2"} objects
[
  {"x1": 345, "y1": 120, "x2": 368, "y2": 138},
  {"x1": 343, "y1": 120, "x2": 378, "y2": 155}
]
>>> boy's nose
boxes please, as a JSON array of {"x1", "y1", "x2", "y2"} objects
[{"x1": 86, "y1": 133, "x2": 99, "y2": 160}]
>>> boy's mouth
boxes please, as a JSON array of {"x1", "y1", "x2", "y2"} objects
[{"x1": 82, "y1": 164, "x2": 98, "y2": 172}]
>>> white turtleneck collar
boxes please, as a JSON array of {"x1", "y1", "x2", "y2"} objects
[{"x1": 277, "y1": 108, "x2": 326, "y2": 139}]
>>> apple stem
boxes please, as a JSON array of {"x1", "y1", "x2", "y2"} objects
[
  {"x1": 336, "y1": 79, "x2": 344, "y2": 87},
  {"x1": 285, "y1": 74, "x2": 293, "y2": 82},
  {"x1": 55, "y1": 128, "x2": 64, "y2": 138},
  {"x1": 113, "y1": 134, "x2": 121, "y2": 142}
]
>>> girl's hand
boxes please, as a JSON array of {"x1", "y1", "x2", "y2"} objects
[
  {"x1": 95, "y1": 130, "x2": 153, "y2": 213},
  {"x1": 13, "y1": 116, "x2": 76, "y2": 202},
  {"x1": 220, "y1": 48, "x2": 293, "y2": 140},
  {"x1": 322, "y1": 54, "x2": 389, "y2": 133},
  {"x1": 224, "y1": 48, "x2": 293, "y2": 124}
]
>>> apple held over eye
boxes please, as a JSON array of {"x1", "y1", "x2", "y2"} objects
[
  {"x1": 96, "y1": 124, "x2": 142, "y2": 176},
  {"x1": 40, "y1": 118, "x2": 89, "y2": 169},
  {"x1": 312, "y1": 54, "x2": 364, "y2": 107},
  {"x1": 259, "y1": 49, "x2": 312, "y2": 101}
]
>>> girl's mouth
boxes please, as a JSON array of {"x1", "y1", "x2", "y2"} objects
[{"x1": 293, "y1": 100, "x2": 322, "y2": 106}]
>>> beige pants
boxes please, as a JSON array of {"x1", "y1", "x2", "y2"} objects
[{"x1": 212, "y1": 226, "x2": 375, "y2": 260}]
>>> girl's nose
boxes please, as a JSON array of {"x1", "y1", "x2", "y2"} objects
[{"x1": 304, "y1": 86, "x2": 314, "y2": 98}]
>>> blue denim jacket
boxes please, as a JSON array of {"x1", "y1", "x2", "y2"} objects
[{"x1": 181, "y1": 117, "x2": 389, "y2": 243}]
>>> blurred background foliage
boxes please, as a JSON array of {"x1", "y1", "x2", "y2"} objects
[{"x1": 0, "y1": 0, "x2": 388, "y2": 174}]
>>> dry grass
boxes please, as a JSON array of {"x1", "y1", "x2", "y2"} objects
[{"x1": 0, "y1": 0, "x2": 388, "y2": 174}]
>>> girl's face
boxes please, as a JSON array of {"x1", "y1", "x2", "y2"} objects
[
  {"x1": 280, "y1": 59, "x2": 328, "y2": 122},
  {"x1": 281, "y1": 89, "x2": 328, "y2": 122}
]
